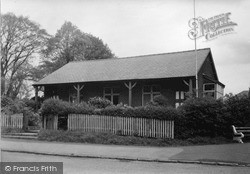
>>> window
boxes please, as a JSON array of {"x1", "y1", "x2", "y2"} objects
[
  {"x1": 175, "y1": 91, "x2": 185, "y2": 108},
  {"x1": 176, "y1": 91, "x2": 184, "y2": 100},
  {"x1": 104, "y1": 87, "x2": 120, "y2": 105},
  {"x1": 142, "y1": 85, "x2": 161, "y2": 106},
  {"x1": 203, "y1": 83, "x2": 215, "y2": 98}
]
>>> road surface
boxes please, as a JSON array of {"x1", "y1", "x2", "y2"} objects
[{"x1": 1, "y1": 151, "x2": 250, "y2": 174}]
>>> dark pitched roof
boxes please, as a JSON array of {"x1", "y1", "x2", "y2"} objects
[{"x1": 34, "y1": 48, "x2": 211, "y2": 86}]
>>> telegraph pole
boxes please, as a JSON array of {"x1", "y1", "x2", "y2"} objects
[{"x1": 193, "y1": 0, "x2": 198, "y2": 98}]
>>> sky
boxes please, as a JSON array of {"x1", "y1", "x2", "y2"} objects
[{"x1": 2, "y1": 0, "x2": 250, "y2": 95}]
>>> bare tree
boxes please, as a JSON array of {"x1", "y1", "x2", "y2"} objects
[{"x1": 1, "y1": 13, "x2": 49, "y2": 98}]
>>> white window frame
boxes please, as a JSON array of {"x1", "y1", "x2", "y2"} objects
[
  {"x1": 203, "y1": 83, "x2": 216, "y2": 98},
  {"x1": 142, "y1": 85, "x2": 161, "y2": 106},
  {"x1": 103, "y1": 87, "x2": 120, "y2": 104},
  {"x1": 175, "y1": 91, "x2": 185, "y2": 108}
]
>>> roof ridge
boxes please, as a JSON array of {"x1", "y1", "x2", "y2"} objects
[
  {"x1": 121, "y1": 47, "x2": 211, "y2": 59},
  {"x1": 68, "y1": 47, "x2": 211, "y2": 64}
]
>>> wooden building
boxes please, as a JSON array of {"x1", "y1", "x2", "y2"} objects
[{"x1": 33, "y1": 48, "x2": 225, "y2": 108}]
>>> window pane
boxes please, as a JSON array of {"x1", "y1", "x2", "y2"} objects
[
  {"x1": 143, "y1": 94, "x2": 151, "y2": 106},
  {"x1": 204, "y1": 84, "x2": 215, "y2": 91},
  {"x1": 104, "y1": 88, "x2": 111, "y2": 94},
  {"x1": 143, "y1": 86, "x2": 151, "y2": 93},
  {"x1": 176, "y1": 91, "x2": 179, "y2": 99},
  {"x1": 152, "y1": 85, "x2": 160, "y2": 92},
  {"x1": 113, "y1": 95, "x2": 119, "y2": 105},
  {"x1": 105, "y1": 95, "x2": 111, "y2": 101},
  {"x1": 113, "y1": 87, "x2": 120, "y2": 94},
  {"x1": 180, "y1": 91, "x2": 184, "y2": 99},
  {"x1": 153, "y1": 94, "x2": 160, "y2": 98}
]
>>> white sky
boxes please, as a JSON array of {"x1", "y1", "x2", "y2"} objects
[{"x1": 2, "y1": 0, "x2": 250, "y2": 95}]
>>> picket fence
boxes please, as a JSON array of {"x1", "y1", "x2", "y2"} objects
[
  {"x1": 68, "y1": 114, "x2": 174, "y2": 138},
  {"x1": 1, "y1": 113, "x2": 23, "y2": 128}
]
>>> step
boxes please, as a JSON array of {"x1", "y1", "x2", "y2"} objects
[
  {"x1": 27, "y1": 130, "x2": 40, "y2": 133},
  {"x1": 2, "y1": 133, "x2": 38, "y2": 136},
  {"x1": 2, "y1": 135, "x2": 38, "y2": 139}
]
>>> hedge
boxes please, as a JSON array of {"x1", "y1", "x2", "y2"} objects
[
  {"x1": 39, "y1": 95, "x2": 250, "y2": 139},
  {"x1": 176, "y1": 96, "x2": 250, "y2": 139},
  {"x1": 40, "y1": 98, "x2": 179, "y2": 120}
]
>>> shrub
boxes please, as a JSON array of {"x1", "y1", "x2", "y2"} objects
[
  {"x1": 37, "y1": 129, "x2": 230, "y2": 146},
  {"x1": 176, "y1": 97, "x2": 225, "y2": 138},
  {"x1": 39, "y1": 98, "x2": 72, "y2": 116},
  {"x1": 1, "y1": 96, "x2": 26, "y2": 114},
  {"x1": 148, "y1": 95, "x2": 169, "y2": 106},
  {"x1": 88, "y1": 97, "x2": 113, "y2": 109},
  {"x1": 40, "y1": 98, "x2": 178, "y2": 120},
  {"x1": 100, "y1": 105, "x2": 179, "y2": 120},
  {"x1": 224, "y1": 95, "x2": 250, "y2": 126},
  {"x1": 1, "y1": 127, "x2": 25, "y2": 133},
  {"x1": 22, "y1": 98, "x2": 37, "y2": 111}
]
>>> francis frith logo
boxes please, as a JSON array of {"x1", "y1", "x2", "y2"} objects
[{"x1": 188, "y1": 12, "x2": 237, "y2": 41}]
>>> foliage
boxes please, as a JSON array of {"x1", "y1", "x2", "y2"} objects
[
  {"x1": 40, "y1": 98, "x2": 178, "y2": 120},
  {"x1": 1, "y1": 96, "x2": 41, "y2": 127},
  {"x1": 1, "y1": 127, "x2": 25, "y2": 134},
  {"x1": 39, "y1": 98, "x2": 71, "y2": 116},
  {"x1": 100, "y1": 105, "x2": 178, "y2": 120},
  {"x1": 88, "y1": 97, "x2": 113, "y2": 109},
  {"x1": 37, "y1": 130, "x2": 230, "y2": 146},
  {"x1": 176, "y1": 97, "x2": 226, "y2": 138},
  {"x1": 39, "y1": 98, "x2": 93, "y2": 116},
  {"x1": 1, "y1": 95, "x2": 26, "y2": 114},
  {"x1": 39, "y1": 95, "x2": 250, "y2": 139},
  {"x1": 224, "y1": 95, "x2": 250, "y2": 126},
  {"x1": 35, "y1": 21, "x2": 115, "y2": 79},
  {"x1": 1, "y1": 13, "x2": 49, "y2": 99},
  {"x1": 148, "y1": 95, "x2": 169, "y2": 106},
  {"x1": 176, "y1": 96, "x2": 250, "y2": 139}
]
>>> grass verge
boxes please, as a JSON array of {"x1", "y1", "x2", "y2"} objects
[{"x1": 38, "y1": 129, "x2": 232, "y2": 147}]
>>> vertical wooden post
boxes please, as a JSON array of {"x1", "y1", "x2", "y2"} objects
[
  {"x1": 248, "y1": 88, "x2": 250, "y2": 98},
  {"x1": 74, "y1": 84, "x2": 84, "y2": 103},
  {"x1": 35, "y1": 86, "x2": 38, "y2": 111},
  {"x1": 183, "y1": 79, "x2": 193, "y2": 97},
  {"x1": 124, "y1": 82, "x2": 137, "y2": 106},
  {"x1": 189, "y1": 79, "x2": 193, "y2": 94}
]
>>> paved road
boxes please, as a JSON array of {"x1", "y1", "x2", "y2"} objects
[
  {"x1": 170, "y1": 143, "x2": 250, "y2": 164},
  {"x1": 2, "y1": 151, "x2": 250, "y2": 174},
  {"x1": 1, "y1": 138, "x2": 250, "y2": 165}
]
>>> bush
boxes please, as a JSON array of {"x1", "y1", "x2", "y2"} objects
[
  {"x1": 1, "y1": 96, "x2": 26, "y2": 114},
  {"x1": 148, "y1": 95, "x2": 169, "y2": 106},
  {"x1": 88, "y1": 97, "x2": 113, "y2": 109},
  {"x1": 224, "y1": 95, "x2": 250, "y2": 126},
  {"x1": 40, "y1": 98, "x2": 178, "y2": 120},
  {"x1": 22, "y1": 98, "x2": 37, "y2": 111},
  {"x1": 37, "y1": 129, "x2": 230, "y2": 146},
  {"x1": 176, "y1": 97, "x2": 226, "y2": 138},
  {"x1": 175, "y1": 95, "x2": 250, "y2": 139},
  {"x1": 39, "y1": 98, "x2": 70, "y2": 116},
  {"x1": 1, "y1": 127, "x2": 25, "y2": 133},
  {"x1": 176, "y1": 98, "x2": 225, "y2": 138},
  {"x1": 39, "y1": 95, "x2": 250, "y2": 140}
]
